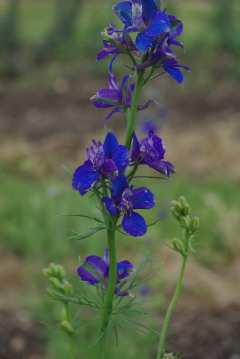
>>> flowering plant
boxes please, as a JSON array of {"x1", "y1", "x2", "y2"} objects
[{"x1": 43, "y1": 1, "x2": 199, "y2": 358}]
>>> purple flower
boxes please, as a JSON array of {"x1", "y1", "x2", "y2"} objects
[
  {"x1": 97, "y1": 22, "x2": 137, "y2": 63},
  {"x1": 136, "y1": 15, "x2": 189, "y2": 84},
  {"x1": 131, "y1": 129, "x2": 176, "y2": 177},
  {"x1": 77, "y1": 248, "x2": 135, "y2": 296},
  {"x1": 72, "y1": 132, "x2": 129, "y2": 195},
  {"x1": 113, "y1": 0, "x2": 170, "y2": 52},
  {"x1": 102, "y1": 174, "x2": 155, "y2": 237},
  {"x1": 90, "y1": 72, "x2": 153, "y2": 121}
]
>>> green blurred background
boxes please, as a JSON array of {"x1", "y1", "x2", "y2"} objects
[{"x1": 0, "y1": 0, "x2": 240, "y2": 358}]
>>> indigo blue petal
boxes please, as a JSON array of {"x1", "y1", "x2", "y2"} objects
[
  {"x1": 142, "y1": 0, "x2": 158, "y2": 24},
  {"x1": 122, "y1": 211, "x2": 147, "y2": 237},
  {"x1": 137, "y1": 99, "x2": 154, "y2": 110},
  {"x1": 97, "y1": 88, "x2": 121, "y2": 103},
  {"x1": 131, "y1": 132, "x2": 141, "y2": 161},
  {"x1": 120, "y1": 74, "x2": 132, "y2": 107},
  {"x1": 117, "y1": 260, "x2": 135, "y2": 280},
  {"x1": 163, "y1": 66, "x2": 183, "y2": 84},
  {"x1": 152, "y1": 134, "x2": 166, "y2": 158},
  {"x1": 85, "y1": 255, "x2": 109, "y2": 279},
  {"x1": 77, "y1": 266, "x2": 100, "y2": 284},
  {"x1": 101, "y1": 158, "x2": 118, "y2": 180},
  {"x1": 135, "y1": 32, "x2": 152, "y2": 52},
  {"x1": 72, "y1": 160, "x2": 100, "y2": 196},
  {"x1": 115, "y1": 287, "x2": 129, "y2": 296},
  {"x1": 103, "y1": 132, "x2": 119, "y2": 158},
  {"x1": 113, "y1": 1, "x2": 132, "y2": 27},
  {"x1": 144, "y1": 11, "x2": 170, "y2": 36},
  {"x1": 131, "y1": 187, "x2": 156, "y2": 209},
  {"x1": 112, "y1": 145, "x2": 130, "y2": 172},
  {"x1": 105, "y1": 107, "x2": 121, "y2": 122},
  {"x1": 111, "y1": 174, "x2": 128, "y2": 201},
  {"x1": 102, "y1": 197, "x2": 118, "y2": 215},
  {"x1": 103, "y1": 248, "x2": 109, "y2": 264}
]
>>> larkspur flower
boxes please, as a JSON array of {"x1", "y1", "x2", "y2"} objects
[
  {"x1": 131, "y1": 129, "x2": 176, "y2": 177},
  {"x1": 77, "y1": 248, "x2": 135, "y2": 296},
  {"x1": 90, "y1": 71, "x2": 153, "y2": 121},
  {"x1": 113, "y1": 0, "x2": 170, "y2": 52},
  {"x1": 72, "y1": 132, "x2": 129, "y2": 195},
  {"x1": 97, "y1": 22, "x2": 137, "y2": 66},
  {"x1": 102, "y1": 174, "x2": 155, "y2": 237}
]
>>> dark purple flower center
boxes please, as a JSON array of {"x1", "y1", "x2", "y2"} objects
[
  {"x1": 86, "y1": 140, "x2": 105, "y2": 170},
  {"x1": 118, "y1": 187, "x2": 133, "y2": 213}
]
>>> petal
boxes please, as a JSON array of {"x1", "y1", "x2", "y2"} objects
[
  {"x1": 103, "y1": 131, "x2": 119, "y2": 157},
  {"x1": 135, "y1": 32, "x2": 152, "y2": 52},
  {"x1": 111, "y1": 174, "x2": 128, "y2": 201},
  {"x1": 96, "y1": 48, "x2": 116, "y2": 61},
  {"x1": 72, "y1": 160, "x2": 100, "y2": 196},
  {"x1": 113, "y1": 1, "x2": 133, "y2": 27},
  {"x1": 117, "y1": 260, "x2": 135, "y2": 280},
  {"x1": 102, "y1": 197, "x2": 118, "y2": 215},
  {"x1": 101, "y1": 158, "x2": 118, "y2": 180},
  {"x1": 107, "y1": 75, "x2": 119, "y2": 91},
  {"x1": 115, "y1": 287, "x2": 129, "y2": 296},
  {"x1": 120, "y1": 74, "x2": 132, "y2": 107},
  {"x1": 131, "y1": 187, "x2": 156, "y2": 209},
  {"x1": 151, "y1": 134, "x2": 166, "y2": 158},
  {"x1": 144, "y1": 11, "x2": 170, "y2": 36},
  {"x1": 163, "y1": 65, "x2": 183, "y2": 84},
  {"x1": 122, "y1": 211, "x2": 147, "y2": 237},
  {"x1": 131, "y1": 132, "x2": 141, "y2": 161},
  {"x1": 164, "y1": 161, "x2": 176, "y2": 177},
  {"x1": 105, "y1": 107, "x2": 121, "y2": 122},
  {"x1": 77, "y1": 266, "x2": 100, "y2": 284},
  {"x1": 137, "y1": 99, "x2": 154, "y2": 110},
  {"x1": 112, "y1": 145, "x2": 130, "y2": 172},
  {"x1": 85, "y1": 255, "x2": 109, "y2": 278},
  {"x1": 142, "y1": 0, "x2": 158, "y2": 24},
  {"x1": 97, "y1": 88, "x2": 121, "y2": 103}
]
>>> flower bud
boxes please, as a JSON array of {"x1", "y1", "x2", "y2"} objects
[
  {"x1": 190, "y1": 216, "x2": 200, "y2": 232},
  {"x1": 179, "y1": 216, "x2": 189, "y2": 229},
  {"x1": 60, "y1": 320, "x2": 74, "y2": 334},
  {"x1": 163, "y1": 354, "x2": 175, "y2": 359},
  {"x1": 55, "y1": 265, "x2": 66, "y2": 279},
  {"x1": 42, "y1": 268, "x2": 51, "y2": 278},
  {"x1": 172, "y1": 238, "x2": 184, "y2": 254},
  {"x1": 62, "y1": 280, "x2": 73, "y2": 296},
  {"x1": 48, "y1": 277, "x2": 62, "y2": 289},
  {"x1": 170, "y1": 200, "x2": 182, "y2": 213},
  {"x1": 170, "y1": 207, "x2": 181, "y2": 219},
  {"x1": 49, "y1": 263, "x2": 59, "y2": 276},
  {"x1": 179, "y1": 196, "x2": 190, "y2": 216}
]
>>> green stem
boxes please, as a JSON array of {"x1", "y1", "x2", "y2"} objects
[
  {"x1": 65, "y1": 302, "x2": 75, "y2": 359},
  {"x1": 156, "y1": 254, "x2": 188, "y2": 359},
  {"x1": 124, "y1": 68, "x2": 145, "y2": 149},
  {"x1": 99, "y1": 228, "x2": 117, "y2": 358}
]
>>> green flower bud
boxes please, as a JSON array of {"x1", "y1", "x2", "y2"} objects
[
  {"x1": 190, "y1": 216, "x2": 200, "y2": 232},
  {"x1": 62, "y1": 280, "x2": 73, "y2": 296},
  {"x1": 172, "y1": 238, "x2": 184, "y2": 254},
  {"x1": 48, "y1": 277, "x2": 62, "y2": 289},
  {"x1": 42, "y1": 268, "x2": 51, "y2": 278},
  {"x1": 179, "y1": 216, "x2": 189, "y2": 229},
  {"x1": 163, "y1": 354, "x2": 175, "y2": 359},
  {"x1": 170, "y1": 200, "x2": 182, "y2": 213},
  {"x1": 49, "y1": 263, "x2": 59, "y2": 276},
  {"x1": 179, "y1": 196, "x2": 190, "y2": 216},
  {"x1": 55, "y1": 265, "x2": 66, "y2": 279},
  {"x1": 60, "y1": 320, "x2": 74, "y2": 334},
  {"x1": 170, "y1": 207, "x2": 181, "y2": 219}
]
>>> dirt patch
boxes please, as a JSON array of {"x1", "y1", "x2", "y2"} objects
[{"x1": 0, "y1": 309, "x2": 45, "y2": 359}]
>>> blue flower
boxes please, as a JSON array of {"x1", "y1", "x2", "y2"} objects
[
  {"x1": 77, "y1": 248, "x2": 135, "y2": 296},
  {"x1": 102, "y1": 174, "x2": 155, "y2": 237},
  {"x1": 72, "y1": 132, "x2": 129, "y2": 195},
  {"x1": 90, "y1": 71, "x2": 153, "y2": 121},
  {"x1": 131, "y1": 129, "x2": 176, "y2": 177},
  {"x1": 113, "y1": 0, "x2": 170, "y2": 52}
]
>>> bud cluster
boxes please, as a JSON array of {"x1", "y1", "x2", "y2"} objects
[
  {"x1": 43, "y1": 263, "x2": 73, "y2": 297},
  {"x1": 170, "y1": 196, "x2": 200, "y2": 256}
]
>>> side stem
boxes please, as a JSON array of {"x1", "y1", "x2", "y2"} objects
[
  {"x1": 99, "y1": 228, "x2": 117, "y2": 358},
  {"x1": 124, "y1": 68, "x2": 145, "y2": 149},
  {"x1": 156, "y1": 254, "x2": 188, "y2": 359}
]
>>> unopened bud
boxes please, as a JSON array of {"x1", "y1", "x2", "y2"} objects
[
  {"x1": 60, "y1": 320, "x2": 74, "y2": 334},
  {"x1": 55, "y1": 265, "x2": 66, "y2": 279},
  {"x1": 163, "y1": 354, "x2": 175, "y2": 359},
  {"x1": 62, "y1": 280, "x2": 73, "y2": 296},
  {"x1": 171, "y1": 200, "x2": 182, "y2": 213},
  {"x1": 49, "y1": 263, "x2": 59, "y2": 276},
  {"x1": 48, "y1": 277, "x2": 62, "y2": 289},
  {"x1": 179, "y1": 216, "x2": 189, "y2": 229},
  {"x1": 179, "y1": 196, "x2": 190, "y2": 216},
  {"x1": 172, "y1": 238, "x2": 184, "y2": 254},
  {"x1": 170, "y1": 207, "x2": 181, "y2": 219},
  {"x1": 190, "y1": 216, "x2": 200, "y2": 232},
  {"x1": 42, "y1": 268, "x2": 51, "y2": 278}
]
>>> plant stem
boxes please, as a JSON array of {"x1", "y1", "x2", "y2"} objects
[
  {"x1": 124, "y1": 68, "x2": 145, "y2": 149},
  {"x1": 156, "y1": 254, "x2": 188, "y2": 359},
  {"x1": 65, "y1": 302, "x2": 76, "y2": 359},
  {"x1": 99, "y1": 228, "x2": 117, "y2": 358}
]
